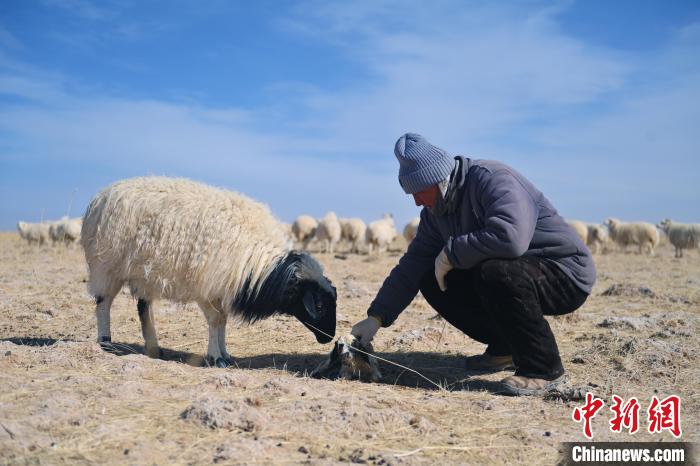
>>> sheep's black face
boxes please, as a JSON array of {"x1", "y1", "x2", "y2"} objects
[{"x1": 292, "y1": 280, "x2": 336, "y2": 343}]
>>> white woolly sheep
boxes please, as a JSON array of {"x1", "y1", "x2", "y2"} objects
[
  {"x1": 291, "y1": 215, "x2": 318, "y2": 250},
  {"x1": 48, "y1": 220, "x2": 62, "y2": 245},
  {"x1": 315, "y1": 211, "x2": 342, "y2": 254},
  {"x1": 17, "y1": 221, "x2": 50, "y2": 246},
  {"x1": 366, "y1": 214, "x2": 397, "y2": 255},
  {"x1": 403, "y1": 217, "x2": 420, "y2": 244},
  {"x1": 81, "y1": 177, "x2": 337, "y2": 367},
  {"x1": 566, "y1": 220, "x2": 588, "y2": 245},
  {"x1": 604, "y1": 218, "x2": 659, "y2": 255},
  {"x1": 658, "y1": 219, "x2": 700, "y2": 258},
  {"x1": 49, "y1": 217, "x2": 82, "y2": 246},
  {"x1": 339, "y1": 217, "x2": 367, "y2": 254},
  {"x1": 586, "y1": 223, "x2": 607, "y2": 254}
]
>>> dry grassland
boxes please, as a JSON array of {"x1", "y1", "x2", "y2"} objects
[{"x1": 1, "y1": 232, "x2": 698, "y2": 465}]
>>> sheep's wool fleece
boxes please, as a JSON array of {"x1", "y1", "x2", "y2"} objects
[{"x1": 82, "y1": 177, "x2": 290, "y2": 308}]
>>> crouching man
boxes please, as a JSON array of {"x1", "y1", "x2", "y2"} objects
[{"x1": 351, "y1": 133, "x2": 596, "y2": 396}]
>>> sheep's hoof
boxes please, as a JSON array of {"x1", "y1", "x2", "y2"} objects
[
  {"x1": 208, "y1": 357, "x2": 231, "y2": 368},
  {"x1": 146, "y1": 347, "x2": 162, "y2": 359}
]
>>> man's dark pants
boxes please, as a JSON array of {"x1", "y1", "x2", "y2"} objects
[{"x1": 419, "y1": 255, "x2": 588, "y2": 380}]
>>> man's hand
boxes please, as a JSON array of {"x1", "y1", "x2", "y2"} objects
[
  {"x1": 435, "y1": 249, "x2": 454, "y2": 291},
  {"x1": 351, "y1": 316, "x2": 381, "y2": 345}
]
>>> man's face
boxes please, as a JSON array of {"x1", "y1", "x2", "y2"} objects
[{"x1": 412, "y1": 185, "x2": 440, "y2": 209}]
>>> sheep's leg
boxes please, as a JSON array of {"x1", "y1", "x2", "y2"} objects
[
  {"x1": 95, "y1": 295, "x2": 114, "y2": 345},
  {"x1": 217, "y1": 313, "x2": 232, "y2": 364},
  {"x1": 137, "y1": 299, "x2": 161, "y2": 358},
  {"x1": 198, "y1": 302, "x2": 228, "y2": 368},
  {"x1": 94, "y1": 281, "x2": 122, "y2": 349}
]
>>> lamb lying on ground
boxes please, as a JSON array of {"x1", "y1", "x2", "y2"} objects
[
  {"x1": 312, "y1": 334, "x2": 382, "y2": 382},
  {"x1": 81, "y1": 177, "x2": 337, "y2": 367}
]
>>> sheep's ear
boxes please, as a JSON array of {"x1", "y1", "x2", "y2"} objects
[{"x1": 302, "y1": 288, "x2": 320, "y2": 320}]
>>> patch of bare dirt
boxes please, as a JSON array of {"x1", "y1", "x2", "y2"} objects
[{"x1": 181, "y1": 397, "x2": 269, "y2": 432}]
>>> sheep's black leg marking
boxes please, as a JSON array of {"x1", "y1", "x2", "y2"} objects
[
  {"x1": 137, "y1": 299, "x2": 162, "y2": 358},
  {"x1": 137, "y1": 299, "x2": 148, "y2": 318},
  {"x1": 96, "y1": 296, "x2": 104, "y2": 304}
]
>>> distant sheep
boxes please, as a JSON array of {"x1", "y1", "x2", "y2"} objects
[
  {"x1": 604, "y1": 218, "x2": 659, "y2": 255},
  {"x1": 340, "y1": 218, "x2": 367, "y2": 254},
  {"x1": 566, "y1": 220, "x2": 588, "y2": 245},
  {"x1": 48, "y1": 221, "x2": 61, "y2": 245},
  {"x1": 280, "y1": 222, "x2": 294, "y2": 244},
  {"x1": 366, "y1": 214, "x2": 397, "y2": 255},
  {"x1": 81, "y1": 177, "x2": 337, "y2": 367},
  {"x1": 567, "y1": 220, "x2": 606, "y2": 253},
  {"x1": 403, "y1": 217, "x2": 420, "y2": 244},
  {"x1": 17, "y1": 221, "x2": 50, "y2": 246},
  {"x1": 586, "y1": 223, "x2": 607, "y2": 254},
  {"x1": 291, "y1": 215, "x2": 318, "y2": 250},
  {"x1": 315, "y1": 211, "x2": 342, "y2": 254},
  {"x1": 49, "y1": 217, "x2": 82, "y2": 246},
  {"x1": 658, "y1": 219, "x2": 700, "y2": 258}
]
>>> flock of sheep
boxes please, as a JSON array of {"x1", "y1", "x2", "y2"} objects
[
  {"x1": 290, "y1": 212, "x2": 416, "y2": 256},
  {"x1": 567, "y1": 218, "x2": 699, "y2": 257},
  {"x1": 290, "y1": 213, "x2": 699, "y2": 258},
  {"x1": 16, "y1": 211, "x2": 698, "y2": 259},
  {"x1": 16, "y1": 217, "x2": 82, "y2": 247}
]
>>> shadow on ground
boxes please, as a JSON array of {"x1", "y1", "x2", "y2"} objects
[{"x1": 2, "y1": 336, "x2": 504, "y2": 393}]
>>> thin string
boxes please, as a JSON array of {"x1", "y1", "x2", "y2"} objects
[{"x1": 304, "y1": 322, "x2": 446, "y2": 391}]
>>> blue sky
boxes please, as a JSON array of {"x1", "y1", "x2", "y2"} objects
[{"x1": 1, "y1": 0, "x2": 699, "y2": 231}]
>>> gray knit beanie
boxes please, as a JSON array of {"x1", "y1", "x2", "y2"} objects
[{"x1": 394, "y1": 133, "x2": 455, "y2": 194}]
